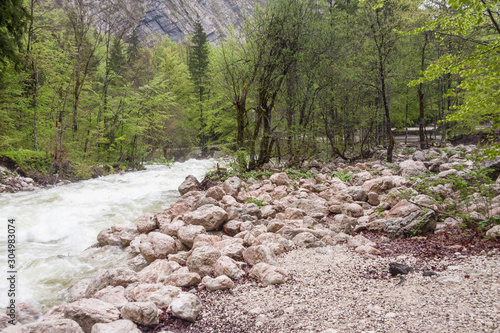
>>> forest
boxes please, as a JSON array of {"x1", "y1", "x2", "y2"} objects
[{"x1": 1, "y1": 0, "x2": 499, "y2": 173}]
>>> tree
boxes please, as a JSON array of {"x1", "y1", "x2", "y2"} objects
[
  {"x1": 188, "y1": 18, "x2": 210, "y2": 150},
  {"x1": 0, "y1": 0, "x2": 30, "y2": 76}
]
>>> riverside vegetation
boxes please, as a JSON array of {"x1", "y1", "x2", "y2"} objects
[
  {"x1": 2, "y1": 0, "x2": 500, "y2": 175},
  {"x1": 1, "y1": 144, "x2": 499, "y2": 332}
]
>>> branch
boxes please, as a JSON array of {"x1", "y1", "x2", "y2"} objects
[
  {"x1": 432, "y1": 31, "x2": 489, "y2": 46},
  {"x1": 408, "y1": 200, "x2": 455, "y2": 218}
]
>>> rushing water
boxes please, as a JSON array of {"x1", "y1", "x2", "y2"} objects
[{"x1": 0, "y1": 159, "x2": 215, "y2": 311}]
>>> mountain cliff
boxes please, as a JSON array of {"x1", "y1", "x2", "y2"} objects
[{"x1": 138, "y1": 0, "x2": 260, "y2": 42}]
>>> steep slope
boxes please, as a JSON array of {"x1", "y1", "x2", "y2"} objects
[{"x1": 138, "y1": 0, "x2": 260, "y2": 42}]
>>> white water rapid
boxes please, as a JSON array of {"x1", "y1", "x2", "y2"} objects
[{"x1": 0, "y1": 159, "x2": 215, "y2": 311}]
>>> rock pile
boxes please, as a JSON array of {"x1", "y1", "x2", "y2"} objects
[
  {"x1": 4, "y1": 144, "x2": 500, "y2": 332},
  {"x1": 0, "y1": 166, "x2": 38, "y2": 193}
]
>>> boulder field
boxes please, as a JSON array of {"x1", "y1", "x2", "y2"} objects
[{"x1": 3, "y1": 145, "x2": 500, "y2": 332}]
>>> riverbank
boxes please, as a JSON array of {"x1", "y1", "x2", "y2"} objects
[{"x1": 2, "y1": 145, "x2": 500, "y2": 332}]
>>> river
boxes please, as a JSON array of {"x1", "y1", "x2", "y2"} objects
[{"x1": 0, "y1": 159, "x2": 215, "y2": 311}]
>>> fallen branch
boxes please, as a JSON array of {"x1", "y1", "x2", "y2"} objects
[{"x1": 408, "y1": 200, "x2": 456, "y2": 218}]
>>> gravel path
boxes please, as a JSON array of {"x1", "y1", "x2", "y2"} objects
[{"x1": 186, "y1": 245, "x2": 500, "y2": 333}]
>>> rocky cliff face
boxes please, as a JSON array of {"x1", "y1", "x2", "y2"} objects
[{"x1": 138, "y1": 0, "x2": 259, "y2": 42}]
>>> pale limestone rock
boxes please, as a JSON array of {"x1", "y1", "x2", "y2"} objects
[
  {"x1": 138, "y1": 259, "x2": 180, "y2": 284},
  {"x1": 243, "y1": 245, "x2": 277, "y2": 265},
  {"x1": 121, "y1": 302, "x2": 159, "y2": 326},
  {"x1": 177, "y1": 225, "x2": 206, "y2": 248},
  {"x1": 186, "y1": 246, "x2": 221, "y2": 277},
  {"x1": 137, "y1": 213, "x2": 156, "y2": 233},
  {"x1": 183, "y1": 204, "x2": 228, "y2": 231},
  {"x1": 139, "y1": 232, "x2": 177, "y2": 264},
  {"x1": 249, "y1": 263, "x2": 287, "y2": 286},
  {"x1": 206, "y1": 185, "x2": 225, "y2": 201},
  {"x1": 91, "y1": 319, "x2": 140, "y2": 333},
  {"x1": 85, "y1": 267, "x2": 139, "y2": 298},
  {"x1": 270, "y1": 172, "x2": 290, "y2": 186},
  {"x1": 163, "y1": 272, "x2": 201, "y2": 287},
  {"x1": 93, "y1": 286, "x2": 128, "y2": 308},
  {"x1": 178, "y1": 175, "x2": 200, "y2": 196},
  {"x1": 169, "y1": 293, "x2": 202, "y2": 322},
  {"x1": 63, "y1": 298, "x2": 120, "y2": 333},
  {"x1": 213, "y1": 255, "x2": 245, "y2": 279},
  {"x1": 201, "y1": 275, "x2": 235, "y2": 291},
  {"x1": 223, "y1": 176, "x2": 243, "y2": 197}
]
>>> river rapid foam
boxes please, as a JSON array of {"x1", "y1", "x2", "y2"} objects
[{"x1": 0, "y1": 159, "x2": 215, "y2": 310}]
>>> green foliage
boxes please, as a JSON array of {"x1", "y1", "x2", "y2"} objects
[
  {"x1": 286, "y1": 168, "x2": 316, "y2": 180},
  {"x1": 0, "y1": 149, "x2": 51, "y2": 174},
  {"x1": 332, "y1": 170, "x2": 353, "y2": 182},
  {"x1": 247, "y1": 197, "x2": 267, "y2": 208}
]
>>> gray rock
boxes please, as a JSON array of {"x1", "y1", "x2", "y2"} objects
[
  {"x1": 292, "y1": 232, "x2": 324, "y2": 248},
  {"x1": 345, "y1": 186, "x2": 368, "y2": 202},
  {"x1": 270, "y1": 172, "x2": 290, "y2": 186},
  {"x1": 384, "y1": 210, "x2": 437, "y2": 238}
]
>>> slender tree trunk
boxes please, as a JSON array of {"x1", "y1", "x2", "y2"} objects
[
  {"x1": 33, "y1": 60, "x2": 39, "y2": 151},
  {"x1": 405, "y1": 86, "x2": 409, "y2": 145}
]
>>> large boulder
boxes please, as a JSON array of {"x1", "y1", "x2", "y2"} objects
[
  {"x1": 62, "y1": 299, "x2": 120, "y2": 333},
  {"x1": 186, "y1": 246, "x2": 221, "y2": 277},
  {"x1": 384, "y1": 210, "x2": 437, "y2": 238},
  {"x1": 120, "y1": 302, "x2": 159, "y2": 326},
  {"x1": 139, "y1": 232, "x2": 177, "y2": 264},
  {"x1": 169, "y1": 293, "x2": 202, "y2": 323},
  {"x1": 91, "y1": 319, "x2": 141, "y2": 333},
  {"x1": 223, "y1": 176, "x2": 243, "y2": 197},
  {"x1": 178, "y1": 175, "x2": 200, "y2": 196},
  {"x1": 183, "y1": 204, "x2": 228, "y2": 231}
]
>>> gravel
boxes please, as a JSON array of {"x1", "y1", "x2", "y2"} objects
[{"x1": 180, "y1": 245, "x2": 500, "y2": 333}]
